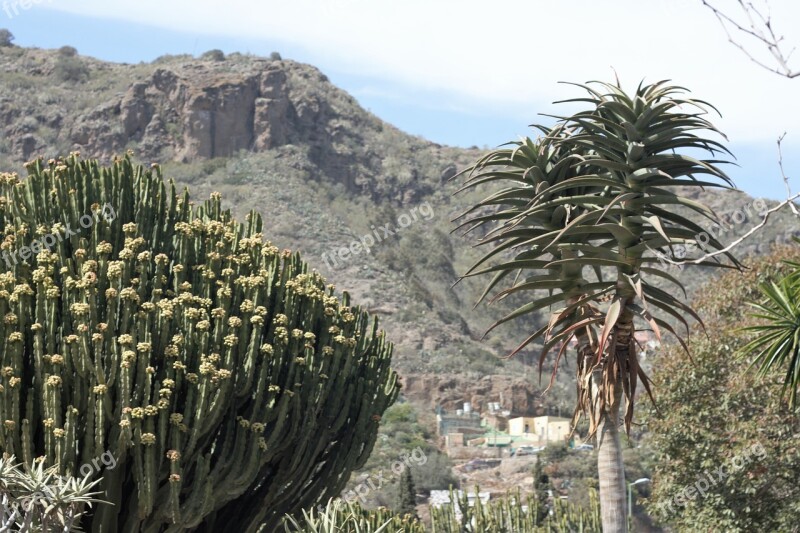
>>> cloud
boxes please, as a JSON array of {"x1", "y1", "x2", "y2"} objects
[{"x1": 43, "y1": 0, "x2": 800, "y2": 142}]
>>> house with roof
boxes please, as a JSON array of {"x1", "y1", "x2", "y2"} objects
[{"x1": 508, "y1": 415, "x2": 571, "y2": 444}]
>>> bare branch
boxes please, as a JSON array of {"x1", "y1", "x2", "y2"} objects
[
  {"x1": 656, "y1": 134, "x2": 799, "y2": 267},
  {"x1": 656, "y1": 192, "x2": 800, "y2": 267},
  {"x1": 777, "y1": 132, "x2": 800, "y2": 216},
  {"x1": 691, "y1": 2, "x2": 799, "y2": 269},
  {"x1": 702, "y1": 0, "x2": 799, "y2": 78}
]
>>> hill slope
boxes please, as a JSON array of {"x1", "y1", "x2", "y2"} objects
[{"x1": 1, "y1": 43, "x2": 798, "y2": 414}]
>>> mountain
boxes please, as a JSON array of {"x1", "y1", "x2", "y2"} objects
[{"x1": 1, "y1": 43, "x2": 798, "y2": 415}]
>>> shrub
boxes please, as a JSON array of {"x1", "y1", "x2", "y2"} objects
[
  {"x1": 58, "y1": 45, "x2": 78, "y2": 57},
  {"x1": 201, "y1": 49, "x2": 225, "y2": 61},
  {"x1": 201, "y1": 157, "x2": 228, "y2": 176},
  {"x1": 53, "y1": 56, "x2": 89, "y2": 82},
  {"x1": 270, "y1": 51, "x2": 282, "y2": 61},
  {"x1": 0, "y1": 29, "x2": 13, "y2": 47},
  {"x1": 411, "y1": 450, "x2": 457, "y2": 493}
]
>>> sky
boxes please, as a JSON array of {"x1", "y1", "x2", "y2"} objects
[{"x1": 3, "y1": 0, "x2": 800, "y2": 200}]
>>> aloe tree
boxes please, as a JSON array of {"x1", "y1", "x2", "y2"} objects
[
  {"x1": 453, "y1": 80, "x2": 742, "y2": 532},
  {"x1": 740, "y1": 238, "x2": 800, "y2": 407}
]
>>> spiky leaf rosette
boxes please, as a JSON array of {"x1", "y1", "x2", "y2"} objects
[
  {"x1": 1, "y1": 455, "x2": 104, "y2": 531},
  {"x1": 0, "y1": 154, "x2": 399, "y2": 532},
  {"x1": 740, "y1": 238, "x2": 800, "y2": 408},
  {"x1": 454, "y1": 80, "x2": 743, "y2": 435}
]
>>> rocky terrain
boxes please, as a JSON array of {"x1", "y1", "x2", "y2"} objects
[{"x1": 1, "y1": 42, "x2": 798, "y2": 417}]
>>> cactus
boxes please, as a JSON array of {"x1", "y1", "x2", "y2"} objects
[
  {"x1": 0, "y1": 154, "x2": 400, "y2": 532},
  {"x1": 286, "y1": 488, "x2": 600, "y2": 532},
  {"x1": 427, "y1": 487, "x2": 601, "y2": 533}
]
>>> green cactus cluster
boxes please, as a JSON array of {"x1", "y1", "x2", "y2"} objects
[
  {"x1": 284, "y1": 488, "x2": 600, "y2": 532},
  {"x1": 0, "y1": 153, "x2": 400, "y2": 532},
  {"x1": 428, "y1": 487, "x2": 601, "y2": 533}
]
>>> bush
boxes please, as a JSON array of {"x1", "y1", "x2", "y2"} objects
[
  {"x1": 57, "y1": 45, "x2": 78, "y2": 57},
  {"x1": 646, "y1": 246, "x2": 800, "y2": 532},
  {"x1": 270, "y1": 51, "x2": 282, "y2": 61},
  {"x1": 201, "y1": 49, "x2": 225, "y2": 61},
  {"x1": 201, "y1": 156, "x2": 228, "y2": 176},
  {"x1": 53, "y1": 56, "x2": 89, "y2": 82},
  {"x1": 0, "y1": 29, "x2": 13, "y2": 47},
  {"x1": 381, "y1": 402, "x2": 416, "y2": 425},
  {"x1": 411, "y1": 450, "x2": 457, "y2": 493}
]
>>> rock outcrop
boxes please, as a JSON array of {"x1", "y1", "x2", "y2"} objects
[{"x1": 402, "y1": 373, "x2": 549, "y2": 417}]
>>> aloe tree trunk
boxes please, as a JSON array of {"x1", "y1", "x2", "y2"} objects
[
  {"x1": 594, "y1": 306, "x2": 635, "y2": 533},
  {"x1": 574, "y1": 316, "x2": 627, "y2": 532},
  {"x1": 595, "y1": 373, "x2": 627, "y2": 533}
]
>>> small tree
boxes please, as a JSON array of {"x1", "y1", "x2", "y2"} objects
[
  {"x1": 201, "y1": 49, "x2": 225, "y2": 62},
  {"x1": 531, "y1": 458, "x2": 550, "y2": 522},
  {"x1": 58, "y1": 45, "x2": 78, "y2": 57},
  {"x1": 0, "y1": 29, "x2": 14, "y2": 47},
  {"x1": 396, "y1": 469, "x2": 417, "y2": 519},
  {"x1": 647, "y1": 247, "x2": 800, "y2": 531}
]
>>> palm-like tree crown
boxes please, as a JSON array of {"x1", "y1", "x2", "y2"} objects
[{"x1": 454, "y1": 80, "x2": 742, "y2": 433}]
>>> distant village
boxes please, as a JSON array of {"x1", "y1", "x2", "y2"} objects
[
  {"x1": 421, "y1": 328, "x2": 664, "y2": 513},
  {"x1": 435, "y1": 326, "x2": 663, "y2": 458},
  {"x1": 437, "y1": 401, "x2": 583, "y2": 459}
]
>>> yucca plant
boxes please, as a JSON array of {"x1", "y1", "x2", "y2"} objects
[
  {"x1": 0, "y1": 455, "x2": 105, "y2": 532},
  {"x1": 453, "y1": 80, "x2": 742, "y2": 532},
  {"x1": 740, "y1": 237, "x2": 800, "y2": 407}
]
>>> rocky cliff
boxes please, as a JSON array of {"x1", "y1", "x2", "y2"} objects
[{"x1": 0, "y1": 48, "x2": 451, "y2": 203}]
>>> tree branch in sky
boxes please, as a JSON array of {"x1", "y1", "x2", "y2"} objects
[{"x1": 702, "y1": 0, "x2": 798, "y2": 78}]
